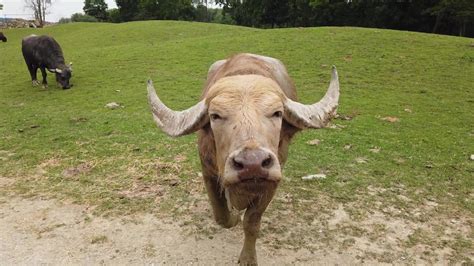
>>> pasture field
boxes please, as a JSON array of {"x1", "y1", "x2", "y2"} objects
[{"x1": 0, "y1": 21, "x2": 473, "y2": 264}]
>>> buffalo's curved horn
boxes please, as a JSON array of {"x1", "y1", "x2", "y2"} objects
[
  {"x1": 55, "y1": 68, "x2": 63, "y2": 73},
  {"x1": 284, "y1": 66, "x2": 340, "y2": 129},
  {"x1": 147, "y1": 79, "x2": 209, "y2": 137}
]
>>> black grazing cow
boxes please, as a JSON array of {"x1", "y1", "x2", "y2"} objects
[
  {"x1": 21, "y1": 35, "x2": 73, "y2": 89},
  {"x1": 0, "y1": 32, "x2": 6, "y2": 42}
]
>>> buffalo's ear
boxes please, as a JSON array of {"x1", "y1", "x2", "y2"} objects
[
  {"x1": 147, "y1": 79, "x2": 209, "y2": 137},
  {"x1": 284, "y1": 66, "x2": 339, "y2": 129}
]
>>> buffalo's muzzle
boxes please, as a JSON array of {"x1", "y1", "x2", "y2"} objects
[{"x1": 230, "y1": 148, "x2": 277, "y2": 182}]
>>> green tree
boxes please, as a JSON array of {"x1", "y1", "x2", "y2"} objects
[
  {"x1": 429, "y1": 0, "x2": 474, "y2": 36},
  {"x1": 71, "y1": 12, "x2": 99, "y2": 22},
  {"x1": 115, "y1": 0, "x2": 140, "y2": 21},
  {"x1": 107, "y1": 8, "x2": 121, "y2": 23},
  {"x1": 84, "y1": 0, "x2": 108, "y2": 21}
]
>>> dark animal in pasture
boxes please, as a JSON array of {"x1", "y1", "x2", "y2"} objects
[
  {"x1": 21, "y1": 35, "x2": 73, "y2": 89},
  {"x1": 147, "y1": 53, "x2": 340, "y2": 265},
  {"x1": 0, "y1": 32, "x2": 6, "y2": 42}
]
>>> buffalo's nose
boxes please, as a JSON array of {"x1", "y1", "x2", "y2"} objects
[{"x1": 231, "y1": 149, "x2": 274, "y2": 181}]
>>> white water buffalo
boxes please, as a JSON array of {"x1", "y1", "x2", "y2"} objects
[{"x1": 147, "y1": 53, "x2": 339, "y2": 265}]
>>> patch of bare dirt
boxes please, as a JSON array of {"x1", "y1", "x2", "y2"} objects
[
  {"x1": 0, "y1": 178, "x2": 472, "y2": 265},
  {"x1": 0, "y1": 197, "x2": 360, "y2": 265}
]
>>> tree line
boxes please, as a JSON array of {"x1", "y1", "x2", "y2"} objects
[
  {"x1": 73, "y1": 0, "x2": 474, "y2": 37},
  {"x1": 69, "y1": 0, "x2": 229, "y2": 24}
]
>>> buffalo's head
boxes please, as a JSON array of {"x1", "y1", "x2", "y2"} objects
[
  {"x1": 50, "y1": 63, "x2": 73, "y2": 89},
  {"x1": 147, "y1": 67, "x2": 339, "y2": 208}
]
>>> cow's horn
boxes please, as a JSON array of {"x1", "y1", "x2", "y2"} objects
[
  {"x1": 55, "y1": 68, "x2": 63, "y2": 73},
  {"x1": 284, "y1": 66, "x2": 340, "y2": 129},
  {"x1": 147, "y1": 79, "x2": 209, "y2": 137}
]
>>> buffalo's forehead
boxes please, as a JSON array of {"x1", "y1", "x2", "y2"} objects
[{"x1": 207, "y1": 75, "x2": 285, "y2": 114}]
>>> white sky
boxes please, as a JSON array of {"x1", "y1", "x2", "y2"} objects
[{"x1": 0, "y1": 0, "x2": 118, "y2": 22}]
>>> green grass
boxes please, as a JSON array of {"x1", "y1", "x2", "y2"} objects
[{"x1": 0, "y1": 21, "x2": 472, "y2": 222}]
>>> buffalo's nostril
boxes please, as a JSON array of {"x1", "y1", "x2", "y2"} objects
[
  {"x1": 261, "y1": 156, "x2": 273, "y2": 168},
  {"x1": 232, "y1": 158, "x2": 244, "y2": 170}
]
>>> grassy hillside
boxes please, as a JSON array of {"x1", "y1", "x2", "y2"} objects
[{"x1": 0, "y1": 21, "x2": 473, "y2": 262}]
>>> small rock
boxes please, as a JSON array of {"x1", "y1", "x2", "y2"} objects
[
  {"x1": 307, "y1": 139, "x2": 321, "y2": 146},
  {"x1": 355, "y1": 157, "x2": 368, "y2": 164},
  {"x1": 329, "y1": 124, "x2": 347, "y2": 129},
  {"x1": 404, "y1": 108, "x2": 412, "y2": 113},
  {"x1": 369, "y1": 147, "x2": 381, "y2": 153},
  {"x1": 344, "y1": 144, "x2": 352, "y2": 150},
  {"x1": 105, "y1": 102, "x2": 122, "y2": 109},
  {"x1": 381, "y1": 116, "x2": 400, "y2": 123},
  {"x1": 470, "y1": 154, "x2": 474, "y2": 161},
  {"x1": 302, "y1": 174, "x2": 327, "y2": 180},
  {"x1": 168, "y1": 179, "x2": 180, "y2": 186},
  {"x1": 337, "y1": 114, "x2": 354, "y2": 121}
]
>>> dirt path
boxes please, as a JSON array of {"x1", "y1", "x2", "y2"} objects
[
  {"x1": 0, "y1": 177, "x2": 471, "y2": 265},
  {"x1": 0, "y1": 197, "x2": 357, "y2": 265}
]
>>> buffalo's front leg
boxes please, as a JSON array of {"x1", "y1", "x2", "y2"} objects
[
  {"x1": 27, "y1": 64, "x2": 39, "y2": 86},
  {"x1": 198, "y1": 129, "x2": 240, "y2": 228},
  {"x1": 202, "y1": 173, "x2": 240, "y2": 228},
  {"x1": 40, "y1": 67, "x2": 48, "y2": 88},
  {"x1": 239, "y1": 190, "x2": 276, "y2": 266}
]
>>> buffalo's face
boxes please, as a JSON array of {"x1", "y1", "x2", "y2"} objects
[
  {"x1": 147, "y1": 63, "x2": 339, "y2": 209},
  {"x1": 55, "y1": 68, "x2": 72, "y2": 89},
  {"x1": 206, "y1": 75, "x2": 284, "y2": 189}
]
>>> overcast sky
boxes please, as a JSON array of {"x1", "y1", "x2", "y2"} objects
[{"x1": 0, "y1": 0, "x2": 118, "y2": 22}]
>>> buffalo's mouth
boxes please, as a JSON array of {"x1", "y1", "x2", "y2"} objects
[
  {"x1": 241, "y1": 177, "x2": 269, "y2": 183},
  {"x1": 238, "y1": 176, "x2": 277, "y2": 185},
  {"x1": 226, "y1": 178, "x2": 279, "y2": 210},
  {"x1": 222, "y1": 173, "x2": 281, "y2": 188}
]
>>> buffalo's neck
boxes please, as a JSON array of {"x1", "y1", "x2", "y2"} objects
[{"x1": 45, "y1": 57, "x2": 66, "y2": 70}]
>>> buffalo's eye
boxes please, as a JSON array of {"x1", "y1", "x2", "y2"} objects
[
  {"x1": 210, "y1": 113, "x2": 222, "y2": 121},
  {"x1": 272, "y1": 111, "x2": 283, "y2": 118}
]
